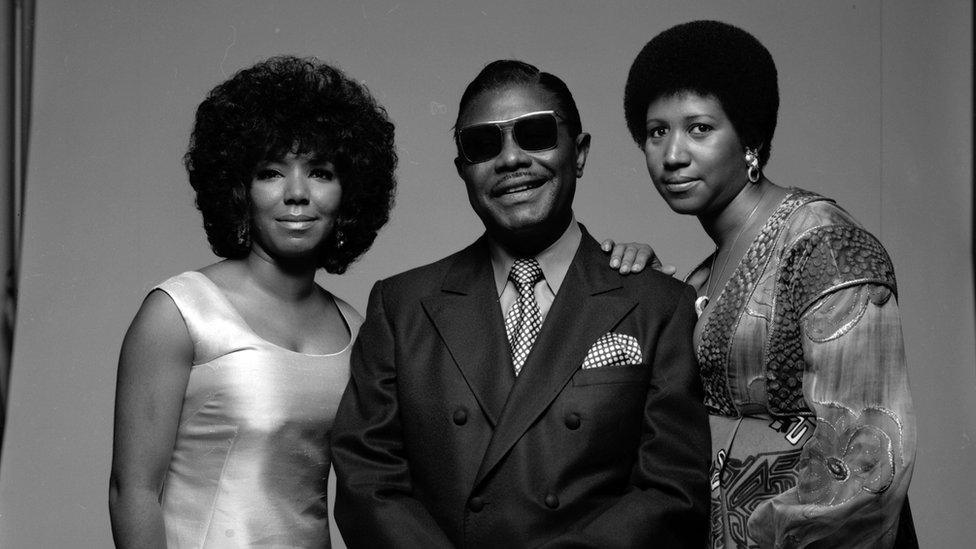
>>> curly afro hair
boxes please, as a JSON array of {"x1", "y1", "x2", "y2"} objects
[
  {"x1": 185, "y1": 55, "x2": 397, "y2": 274},
  {"x1": 624, "y1": 20, "x2": 778, "y2": 168}
]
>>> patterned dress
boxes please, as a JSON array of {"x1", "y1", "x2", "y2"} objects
[{"x1": 693, "y1": 190, "x2": 915, "y2": 548}]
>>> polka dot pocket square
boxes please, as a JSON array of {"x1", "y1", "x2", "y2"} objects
[{"x1": 580, "y1": 333, "x2": 643, "y2": 369}]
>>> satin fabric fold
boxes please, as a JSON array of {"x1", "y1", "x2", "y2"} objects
[{"x1": 156, "y1": 272, "x2": 360, "y2": 548}]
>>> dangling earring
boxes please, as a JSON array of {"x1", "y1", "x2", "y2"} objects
[
  {"x1": 236, "y1": 220, "x2": 250, "y2": 248},
  {"x1": 745, "y1": 147, "x2": 761, "y2": 183},
  {"x1": 335, "y1": 228, "x2": 346, "y2": 249}
]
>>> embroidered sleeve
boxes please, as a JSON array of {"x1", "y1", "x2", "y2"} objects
[
  {"x1": 749, "y1": 284, "x2": 916, "y2": 548},
  {"x1": 765, "y1": 224, "x2": 897, "y2": 415}
]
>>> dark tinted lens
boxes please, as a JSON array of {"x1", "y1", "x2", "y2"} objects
[
  {"x1": 459, "y1": 124, "x2": 502, "y2": 163},
  {"x1": 514, "y1": 114, "x2": 558, "y2": 152}
]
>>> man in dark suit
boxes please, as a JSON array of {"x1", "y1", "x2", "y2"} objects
[{"x1": 332, "y1": 59, "x2": 709, "y2": 548}]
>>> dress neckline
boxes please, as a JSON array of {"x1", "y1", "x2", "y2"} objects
[
  {"x1": 185, "y1": 270, "x2": 355, "y2": 357},
  {"x1": 690, "y1": 188, "x2": 798, "y2": 329},
  {"x1": 692, "y1": 188, "x2": 827, "y2": 416}
]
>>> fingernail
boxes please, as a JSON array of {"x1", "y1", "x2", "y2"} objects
[{"x1": 611, "y1": 259, "x2": 619, "y2": 267}]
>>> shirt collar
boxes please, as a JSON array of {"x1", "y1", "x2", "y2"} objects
[{"x1": 488, "y1": 217, "x2": 582, "y2": 297}]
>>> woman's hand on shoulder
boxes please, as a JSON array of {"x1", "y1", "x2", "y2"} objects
[{"x1": 601, "y1": 239, "x2": 676, "y2": 276}]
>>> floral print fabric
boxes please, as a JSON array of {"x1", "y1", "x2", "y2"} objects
[{"x1": 695, "y1": 190, "x2": 915, "y2": 548}]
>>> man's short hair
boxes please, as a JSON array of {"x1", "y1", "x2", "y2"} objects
[{"x1": 455, "y1": 59, "x2": 583, "y2": 143}]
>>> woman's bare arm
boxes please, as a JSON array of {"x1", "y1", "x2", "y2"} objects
[{"x1": 109, "y1": 289, "x2": 193, "y2": 549}]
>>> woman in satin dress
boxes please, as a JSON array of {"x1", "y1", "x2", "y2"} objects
[
  {"x1": 623, "y1": 21, "x2": 916, "y2": 548},
  {"x1": 108, "y1": 56, "x2": 397, "y2": 548}
]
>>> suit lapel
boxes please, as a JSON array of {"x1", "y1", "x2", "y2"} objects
[
  {"x1": 422, "y1": 238, "x2": 514, "y2": 427},
  {"x1": 474, "y1": 229, "x2": 638, "y2": 485}
]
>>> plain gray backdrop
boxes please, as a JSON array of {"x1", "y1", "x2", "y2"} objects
[{"x1": 0, "y1": 1, "x2": 972, "y2": 547}]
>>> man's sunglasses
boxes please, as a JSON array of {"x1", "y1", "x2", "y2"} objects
[{"x1": 455, "y1": 110, "x2": 562, "y2": 164}]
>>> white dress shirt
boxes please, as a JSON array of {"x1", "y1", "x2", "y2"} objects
[{"x1": 487, "y1": 218, "x2": 582, "y2": 323}]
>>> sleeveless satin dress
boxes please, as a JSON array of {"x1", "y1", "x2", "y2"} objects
[{"x1": 154, "y1": 271, "x2": 361, "y2": 548}]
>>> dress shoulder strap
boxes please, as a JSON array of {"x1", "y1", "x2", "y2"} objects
[
  {"x1": 329, "y1": 292, "x2": 364, "y2": 340},
  {"x1": 154, "y1": 271, "x2": 251, "y2": 364}
]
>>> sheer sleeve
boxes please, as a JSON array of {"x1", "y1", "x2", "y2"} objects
[{"x1": 748, "y1": 284, "x2": 916, "y2": 548}]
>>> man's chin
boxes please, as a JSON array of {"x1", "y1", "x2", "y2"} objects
[
  {"x1": 484, "y1": 210, "x2": 572, "y2": 250},
  {"x1": 491, "y1": 214, "x2": 547, "y2": 237}
]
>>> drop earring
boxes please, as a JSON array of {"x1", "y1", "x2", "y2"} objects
[
  {"x1": 236, "y1": 220, "x2": 250, "y2": 247},
  {"x1": 745, "y1": 147, "x2": 761, "y2": 183}
]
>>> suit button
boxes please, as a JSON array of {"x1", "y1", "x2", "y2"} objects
[
  {"x1": 469, "y1": 497, "x2": 484, "y2": 512},
  {"x1": 453, "y1": 408, "x2": 468, "y2": 425},
  {"x1": 564, "y1": 413, "x2": 581, "y2": 430},
  {"x1": 544, "y1": 494, "x2": 559, "y2": 509}
]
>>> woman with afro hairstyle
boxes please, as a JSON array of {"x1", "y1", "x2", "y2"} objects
[
  {"x1": 624, "y1": 21, "x2": 916, "y2": 548},
  {"x1": 109, "y1": 55, "x2": 396, "y2": 548}
]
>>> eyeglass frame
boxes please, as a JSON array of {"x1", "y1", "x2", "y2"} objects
[{"x1": 454, "y1": 110, "x2": 566, "y2": 165}]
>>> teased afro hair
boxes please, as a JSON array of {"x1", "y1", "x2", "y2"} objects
[
  {"x1": 185, "y1": 55, "x2": 397, "y2": 273},
  {"x1": 624, "y1": 20, "x2": 778, "y2": 167}
]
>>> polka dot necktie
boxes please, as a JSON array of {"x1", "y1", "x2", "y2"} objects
[{"x1": 504, "y1": 258, "x2": 544, "y2": 376}]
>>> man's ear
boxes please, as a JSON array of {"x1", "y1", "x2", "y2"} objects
[{"x1": 575, "y1": 132, "x2": 591, "y2": 178}]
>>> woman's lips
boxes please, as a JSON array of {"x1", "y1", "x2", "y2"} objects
[
  {"x1": 662, "y1": 178, "x2": 699, "y2": 193},
  {"x1": 276, "y1": 214, "x2": 318, "y2": 230}
]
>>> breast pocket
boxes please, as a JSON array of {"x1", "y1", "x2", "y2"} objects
[
  {"x1": 568, "y1": 364, "x2": 652, "y2": 443},
  {"x1": 572, "y1": 364, "x2": 651, "y2": 386},
  {"x1": 574, "y1": 332, "x2": 647, "y2": 386}
]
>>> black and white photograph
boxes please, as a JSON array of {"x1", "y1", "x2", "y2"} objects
[{"x1": 0, "y1": 1, "x2": 971, "y2": 547}]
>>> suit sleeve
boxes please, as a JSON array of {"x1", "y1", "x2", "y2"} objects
[
  {"x1": 331, "y1": 280, "x2": 455, "y2": 549},
  {"x1": 540, "y1": 284, "x2": 711, "y2": 548}
]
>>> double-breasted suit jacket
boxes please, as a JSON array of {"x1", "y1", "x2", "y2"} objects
[{"x1": 332, "y1": 227, "x2": 710, "y2": 548}]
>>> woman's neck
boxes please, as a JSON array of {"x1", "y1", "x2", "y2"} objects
[
  {"x1": 243, "y1": 249, "x2": 318, "y2": 302},
  {"x1": 700, "y1": 179, "x2": 777, "y2": 249}
]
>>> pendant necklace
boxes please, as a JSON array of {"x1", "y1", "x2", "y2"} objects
[{"x1": 695, "y1": 186, "x2": 768, "y2": 318}]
